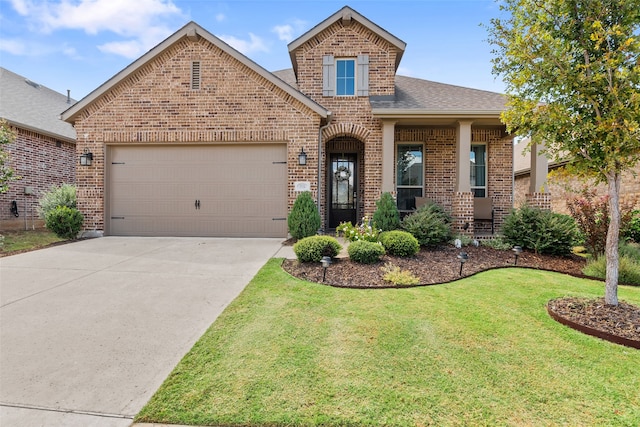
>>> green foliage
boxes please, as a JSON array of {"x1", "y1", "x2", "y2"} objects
[
  {"x1": 452, "y1": 234, "x2": 474, "y2": 247},
  {"x1": 623, "y1": 210, "x2": 640, "y2": 243},
  {"x1": 44, "y1": 206, "x2": 84, "y2": 240},
  {"x1": 0, "y1": 119, "x2": 19, "y2": 193},
  {"x1": 381, "y1": 263, "x2": 420, "y2": 286},
  {"x1": 347, "y1": 240, "x2": 385, "y2": 264},
  {"x1": 502, "y1": 205, "x2": 580, "y2": 255},
  {"x1": 373, "y1": 192, "x2": 400, "y2": 231},
  {"x1": 336, "y1": 216, "x2": 381, "y2": 242},
  {"x1": 37, "y1": 183, "x2": 77, "y2": 218},
  {"x1": 287, "y1": 192, "x2": 321, "y2": 240},
  {"x1": 481, "y1": 237, "x2": 513, "y2": 251},
  {"x1": 401, "y1": 202, "x2": 452, "y2": 246},
  {"x1": 583, "y1": 255, "x2": 640, "y2": 286},
  {"x1": 293, "y1": 235, "x2": 342, "y2": 263},
  {"x1": 379, "y1": 230, "x2": 420, "y2": 257}
]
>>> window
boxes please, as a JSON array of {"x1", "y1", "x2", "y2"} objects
[
  {"x1": 470, "y1": 144, "x2": 487, "y2": 197},
  {"x1": 396, "y1": 144, "x2": 423, "y2": 211},
  {"x1": 323, "y1": 55, "x2": 369, "y2": 96}
]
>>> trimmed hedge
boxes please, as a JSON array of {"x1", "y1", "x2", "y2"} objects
[
  {"x1": 293, "y1": 235, "x2": 342, "y2": 263},
  {"x1": 348, "y1": 240, "x2": 386, "y2": 264},
  {"x1": 44, "y1": 206, "x2": 84, "y2": 239},
  {"x1": 288, "y1": 192, "x2": 321, "y2": 240},
  {"x1": 379, "y1": 230, "x2": 420, "y2": 257}
]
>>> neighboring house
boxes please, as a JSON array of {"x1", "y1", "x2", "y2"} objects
[
  {"x1": 514, "y1": 139, "x2": 640, "y2": 214},
  {"x1": 62, "y1": 6, "x2": 527, "y2": 238},
  {"x1": 0, "y1": 67, "x2": 76, "y2": 231}
]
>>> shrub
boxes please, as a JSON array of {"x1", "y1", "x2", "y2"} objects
[
  {"x1": 44, "y1": 206, "x2": 84, "y2": 239},
  {"x1": 288, "y1": 192, "x2": 321, "y2": 240},
  {"x1": 336, "y1": 216, "x2": 381, "y2": 242},
  {"x1": 401, "y1": 202, "x2": 452, "y2": 246},
  {"x1": 481, "y1": 237, "x2": 513, "y2": 251},
  {"x1": 348, "y1": 240, "x2": 385, "y2": 264},
  {"x1": 38, "y1": 183, "x2": 76, "y2": 218},
  {"x1": 622, "y1": 210, "x2": 640, "y2": 243},
  {"x1": 582, "y1": 253, "x2": 640, "y2": 286},
  {"x1": 293, "y1": 235, "x2": 342, "y2": 263},
  {"x1": 379, "y1": 230, "x2": 420, "y2": 257},
  {"x1": 381, "y1": 263, "x2": 420, "y2": 286},
  {"x1": 373, "y1": 192, "x2": 400, "y2": 231}
]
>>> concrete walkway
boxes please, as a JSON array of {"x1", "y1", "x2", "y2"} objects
[{"x1": 0, "y1": 237, "x2": 283, "y2": 427}]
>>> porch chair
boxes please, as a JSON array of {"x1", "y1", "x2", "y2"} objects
[
  {"x1": 473, "y1": 197, "x2": 494, "y2": 234},
  {"x1": 414, "y1": 197, "x2": 433, "y2": 210}
]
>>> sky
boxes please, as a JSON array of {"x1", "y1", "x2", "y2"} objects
[{"x1": 0, "y1": 0, "x2": 507, "y2": 101}]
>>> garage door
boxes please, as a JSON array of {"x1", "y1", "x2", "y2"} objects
[{"x1": 107, "y1": 144, "x2": 287, "y2": 237}]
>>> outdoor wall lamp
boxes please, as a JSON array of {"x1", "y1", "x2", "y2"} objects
[
  {"x1": 321, "y1": 256, "x2": 332, "y2": 282},
  {"x1": 457, "y1": 252, "x2": 468, "y2": 276},
  {"x1": 512, "y1": 246, "x2": 523, "y2": 266},
  {"x1": 79, "y1": 148, "x2": 93, "y2": 166},
  {"x1": 298, "y1": 147, "x2": 307, "y2": 166}
]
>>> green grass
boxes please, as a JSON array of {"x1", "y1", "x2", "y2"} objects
[
  {"x1": 0, "y1": 229, "x2": 65, "y2": 254},
  {"x1": 136, "y1": 260, "x2": 640, "y2": 427}
]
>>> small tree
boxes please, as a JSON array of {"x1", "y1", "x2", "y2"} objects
[
  {"x1": 287, "y1": 191, "x2": 321, "y2": 240},
  {"x1": 0, "y1": 119, "x2": 19, "y2": 193},
  {"x1": 373, "y1": 192, "x2": 400, "y2": 231}
]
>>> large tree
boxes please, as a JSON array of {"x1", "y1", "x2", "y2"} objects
[
  {"x1": 0, "y1": 119, "x2": 19, "y2": 194},
  {"x1": 488, "y1": 0, "x2": 640, "y2": 305}
]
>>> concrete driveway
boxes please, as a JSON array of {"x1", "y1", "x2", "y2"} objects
[{"x1": 0, "y1": 237, "x2": 284, "y2": 426}]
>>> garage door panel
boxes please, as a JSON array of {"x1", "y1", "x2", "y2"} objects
[{"x1": 108, "y1": 144, "x2": 287, "y2": 237}]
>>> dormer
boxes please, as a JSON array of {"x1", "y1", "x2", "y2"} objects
[{"x1": 287, "y1": 6, "x2": 406, "y2": 99}]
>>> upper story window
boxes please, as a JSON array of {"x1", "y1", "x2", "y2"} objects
[
  {"x1": 336, "y1": 59, "x2": 355, "y2": 95},
  {"x1": 323, "y1": 55, "x2": 369, "y2": 97}
]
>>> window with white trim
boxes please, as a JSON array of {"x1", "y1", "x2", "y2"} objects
[
  {"x1": 396, "y1": 144, "x2": 424, "y2": 211},
  {"x1": 470, "y1": 144, "x2": 487, "y2": 197},
  {"x1": 322, "y1": 55, "x2": 369, "y2": 97}
]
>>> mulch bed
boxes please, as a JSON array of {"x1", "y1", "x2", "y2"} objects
[{"x1": 282, "y1": 245, "x2": 640, "y2": 346}]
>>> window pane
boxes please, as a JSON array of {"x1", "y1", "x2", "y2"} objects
[
  {"x1": 397, "y1": 145, "x2": 423, "y2": 186},
  {"x1": 470, "y1": 145, "x2": 486, "y2": 189},
  {"x1": 397, "y1": 188, "x2": 423, "y2": 211},
  {"x1": 336, "y1": 59, "x2": 355, "y2": 96}
]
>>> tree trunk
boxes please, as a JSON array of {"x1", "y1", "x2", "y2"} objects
[{"x1": 605, "y1": 172, "x2": 621, "y2": 306}]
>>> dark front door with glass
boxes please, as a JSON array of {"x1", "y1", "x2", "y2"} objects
[{"x1": 329, "y1": 153, "x2": 357, "y2": 228}]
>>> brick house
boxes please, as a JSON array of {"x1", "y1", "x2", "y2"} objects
[
  {"x1": 514, "y1": 138, "x2": 640, "y2": 214},
  {"x1": 62, "y1": 6, "x2": 524, "y2": 238},
  {"x1": 0, "y1": 67, "x2": 76, "y2": 231}
]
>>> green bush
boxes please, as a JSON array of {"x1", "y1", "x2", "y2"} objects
[
  {"x1": 582, "y1": 254, "x2": 640, "y2": 286},
  {"x1": 401, "y1": 202, "x2": 452, "y2": 246},
  {"x1": 373, "y1": 192, "x2": 400, "y2": 232},
  {"x1": 379, "y1": 230, "x2": 420, "y2": 257},
  {"x1": 481, "y1": 237, "x2": 513, "y2": 251},
  {"x1": 38, "y1": 183, "x2": 76, "y2": 218},
  {"x1": 336, "y1": 216, "x2": 381, "y2": 242},
  {"x1": 348, "y1": 240, "x2": 386, "y2": 264},
  {"x1": 44, "y1": 206, "x2": 84, "y2": 239},
  {"x1": 623, "y1": 210, "x2": 640, "y2": 243},
  {"x1": 288, "y1": 192, "x2": 321, "y2": 240},
  {"x1": 502, "y1": 205, "x2": 579, "y2": 255},
  {"x1": 293, "y1": 235, "x2": 342, "y2": 263}
]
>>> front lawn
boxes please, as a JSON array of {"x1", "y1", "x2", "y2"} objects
[
  {"x1": 136, "y1": 259, "x2": 640, "y2": 426},
  {"x1": 0, "y1": 229, "x2": 65, "y2": 255}
]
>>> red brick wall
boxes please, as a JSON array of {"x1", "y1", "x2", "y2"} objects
[
  {"x1": 0, "y1": 126, "x2": 76, "y2": 230},
  {"x1": 73, "y1": 36, "x2": 322, "y2": 232}
]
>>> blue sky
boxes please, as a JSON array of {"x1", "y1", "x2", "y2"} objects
[{"x1": 0, "y1": 0, "x2": 507, "y2": 101}]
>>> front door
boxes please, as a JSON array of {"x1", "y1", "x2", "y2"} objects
[{"x1": 329, "y1": 153, "x2": 357, "y2": 228}]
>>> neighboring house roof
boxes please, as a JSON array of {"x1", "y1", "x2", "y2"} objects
[
  {"x1": 62, "y1": 22, "x2": 330, "y2": 124},
  {"x1": 288, "y1": 6, "x2": 407, "y2": 77},
  {"x1": 273, "y1": 69, "x2": 506, "y2": 119},
  {"x1": 0, "y1": 67, "x2": 76, "y2": 142},
  {"x1": 514, "y1": 138, "x2": 568, "y2": 177}
]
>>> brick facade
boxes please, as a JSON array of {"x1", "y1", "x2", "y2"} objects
[{"x1": 0, "y1": 126, "x2": 76, "y2": 230}]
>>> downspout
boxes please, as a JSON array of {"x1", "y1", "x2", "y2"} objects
[{"x1": 318, "y1": 111, "x2": 333, "y2": 233}]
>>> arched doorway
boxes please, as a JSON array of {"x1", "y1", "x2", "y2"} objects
[{"x1": 326, "y1": 137, "x2": 364, "y2": 229}]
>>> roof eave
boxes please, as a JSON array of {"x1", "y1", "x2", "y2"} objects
[
  {"x1": 62, "y1": 22, "x2": 329, "y2": 123},
  {"x1": 3, "y1": 117, "x2": 76, "y2": 143},
  {"x1": 371, "y1": 109, "x2": 504, "y2": 119}
]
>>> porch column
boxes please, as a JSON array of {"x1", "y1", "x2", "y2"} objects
[
  {"x1": 453, "y1": 121, "x2": 474, "y2": 235},
  {"x1": 381, "y1": 120, "x2": 396, "y2": 195},
  {"x1": 526, "y1": 139, "x2": 551, "y2": 209}
]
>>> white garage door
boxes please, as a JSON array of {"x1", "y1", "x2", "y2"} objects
[{"x1": 107, "y1": 144, "x2": 288, "y2": 237}]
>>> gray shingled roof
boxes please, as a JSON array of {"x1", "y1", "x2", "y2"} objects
[
  {"x1": 0, "y1": 67, "x2": 76, "y2": 141},
  {"x1": 272, "y1": 69, "x2": 506, "y2": 114}
]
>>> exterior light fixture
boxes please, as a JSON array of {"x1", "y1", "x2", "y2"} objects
[
  {"x1": 512, "y1": 246, "x2": 523, "y2": 266},
  {"x1": 298, "y1": 147, "x2": 307, "y2": 166},
  {"x1": 321, "y1": 256, "x2": 332, "y2": 282},
  {"x1": 457, "y1": 252, "x2": 468, "y2": 276},
  {"x1": 79, "y1": 148, "x2": 93, "y2": 166}
]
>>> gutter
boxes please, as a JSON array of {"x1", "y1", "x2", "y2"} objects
[{"x1": 317, "y1": 112, "x2": 333, "y2": 232}]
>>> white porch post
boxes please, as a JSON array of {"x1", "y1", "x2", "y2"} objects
[
  {"x1": 456, "y1": 120, "x2": 473, "y2": 192},
  {"x1": 382, "y1": 120, "x2": 396, "y2": 194}
]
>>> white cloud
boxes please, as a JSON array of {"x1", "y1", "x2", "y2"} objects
[
  {"x1": 218, "y1": 33, "x2": 269, "y2": 55},
  {"x1": 7, "y1": 0, "x2": 184, "y2": 58},
  {"x1": 0, "y1": 38, "x2": 26, "y2": 55},
  {"x1": 273, "y1": 25, "x2": 294, "y2": 42}
]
